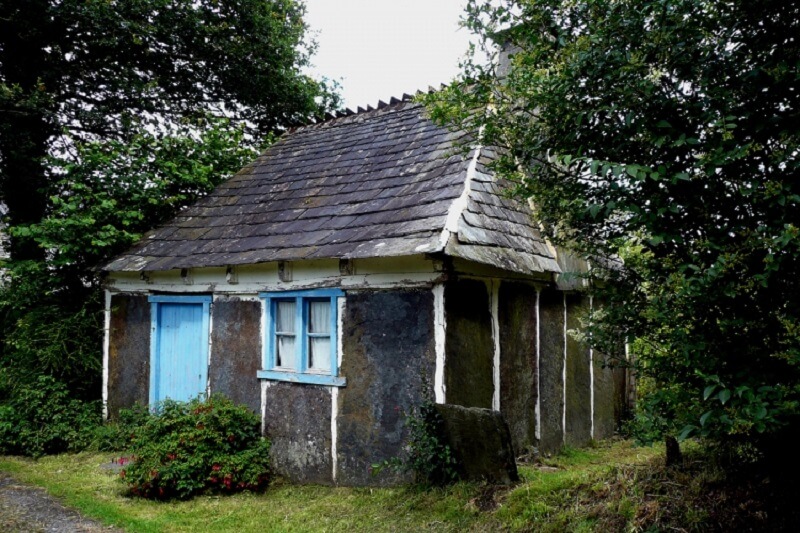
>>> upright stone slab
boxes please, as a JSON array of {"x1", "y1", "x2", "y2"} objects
[
  {"x1": 614, "y1": 364, "x2": 631, "y2": 426},
  {"x1": 435, "y1": 404, "x2": 519, "y2": 485},
  {"x1": 538, "y1": 289, "x2": 565, "y2": 453},
  {"x1": 107, "y1": 293, "x2": 150, "y2": 417},
  {"x1": 337, "y1": 289, "x2": 436, "y2": 486},
  {"x1": 592, "y1": 350, "x2": 616, "y2": 440},
  {"x1": 444, "y1": 279, "x2": 493, "y2": 409},
  {"x1": 565, "y1": 293, "x2": 592, "y2": 447},
  {"x1": 498, "y1": 282, "x2": 538, "y2": 455},
  {"x1": 209, "y1": 296, "x2": 262, "y2": 413},
  {"x1": 263, "y1": 381, "x2": 332, "y2": 484}
]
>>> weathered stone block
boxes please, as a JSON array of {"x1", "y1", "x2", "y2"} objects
[
  {"x1": 337, "y1": 289, "x2": 436, "y2": 486},
  {"x1": 498, "y1": 282, "x2": 538, "y2": 455},
  {"x1": 538, "y1": 289, "x2": 564, "y2": 453},
  {"x1": 435, "y1": 404, "x2": 519, "y2": 484},
  {"x1": 107, "y1": 293, "x2": 150, "y2": 418},
  {"x1": 565, "y1": 293, "x2": 591, "y2": 447},
  {"x1": 593, "y1": 350, "x2": 616, "y2": 440},
  {"x1": 209, "y1": 297, "x2": 261, "y2": 413},
  {"x1": 264, "y1": 381, "x2": 332, "y2": 484},
  {"x1": 444, "y1": 279, "x2": 493, "y2": 408}
]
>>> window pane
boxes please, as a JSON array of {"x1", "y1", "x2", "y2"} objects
[
  {"x1": 276, "y1": 335, "x2": 295, "y2": 368},
  {"x1": 275, "y1": 301, "x2": 295, "y2": 333},
  {"x1": 309, "y1": 337, "x2": 331, "y2": 371},
  {"x1": 308, "y1": 300, "x2": 330, "y2": 334}
]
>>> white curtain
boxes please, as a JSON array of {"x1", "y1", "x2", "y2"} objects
[
  {"x1": 275, "y1": 301, "x2": 295, "y2": 368},
  {"x1": 308, "y1": 300, "x2": 331, "y2": 371}
]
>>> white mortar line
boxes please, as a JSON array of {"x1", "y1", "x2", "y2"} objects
[
  {"x1": 589, "y1": 295, "x2": 595, "y2": 441},
  {"x1": 562, "y1": 292, "x2": 568, "y2": 444},
  {"x1": 491, "y1": 280, "x2": 501, "y2": 412},
  {"x1": 332, "y1": 296, "x2": 345, "y2": 483},
  {"x1": 102, "y1": 289, "x2": 111, "y2": 420},
  {"x1": 433, "y1": 284, "x2": 447, "y2": 403},
  {"x1": 206, "y1": 300, "x2": 214, "y2": 398},
  {"x1": 331, "y1": 386, "x2": 338, "y2": 484},
  {"x1": 261, "y1": 381, "x2": 270, "y2": 435},
  {"x1": 337, "y1": 297, "x2": 345, "y2": 371},
  {"x1": 535, "y1": 288, "x2": 541, "y2": 441}
]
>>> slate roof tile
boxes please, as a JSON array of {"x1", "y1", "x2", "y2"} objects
[{"x1": 105, "y1": 100, "x2": 559, "y2": 276}]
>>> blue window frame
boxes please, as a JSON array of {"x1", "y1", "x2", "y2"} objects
[{"x1": 258, "y1": 289, "x2": 345, "y2": 387}]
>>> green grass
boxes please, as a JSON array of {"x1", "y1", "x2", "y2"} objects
[{"x1": 0, "y1": 440, "x2": 666, "y2": 532}]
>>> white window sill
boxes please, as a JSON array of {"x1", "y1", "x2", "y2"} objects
[{"x1": 257, "y1": 369, "x2": 346, "y2": 387}]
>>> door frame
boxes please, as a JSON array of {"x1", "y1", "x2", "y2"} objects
[{"x1": 148, "y1": 294, "x2": 212, "y2": 406}]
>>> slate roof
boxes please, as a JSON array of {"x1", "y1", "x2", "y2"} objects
[{"x1": 104, "y1": 98, "x2": 560, "y2": 275}]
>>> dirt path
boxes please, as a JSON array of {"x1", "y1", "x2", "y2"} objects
[{"x1": 0, "y1": 472, "x2": 122, "y2": 532}]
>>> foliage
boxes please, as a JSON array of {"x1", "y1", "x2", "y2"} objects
[
  {"x1": 19, "y1": 117, "x2": 258, "y2": 278},
  {"x1": 0, "y1": 262, "x2": 103, "y2": 399},
  {"x1": 92, "y1": 404, "x2": 152, "y2": 452},
  {"x1": 428, "y1": 0, "x2": 800, "y2": 451},
  {"x1": 0, "y1": 0, "x2": 339, "y2": 410},
  {"x1": 0, "y1": 375, "x2": 101, "y2": 457},
  {"x1": 0, "y1": 120, "x2": 256, "y2": 399},
  {"x1": 121, "y1": 395, "x2": 270, "y2": 500},
  {"x1": 374, "y1": 399, "x2": 459, "y2": 486},
  {"x1": 0, "y1": 0, "x2": 338, "y2": 260}
]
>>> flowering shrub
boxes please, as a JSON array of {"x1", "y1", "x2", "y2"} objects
[{"x1": 121, "y1": 394, "x2": 270, "y2": 500}]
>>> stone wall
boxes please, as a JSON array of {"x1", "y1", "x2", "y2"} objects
[
  {"x1": 444, "y1": 279, "x2": 494, "y2": 409},
  {"x1": 208, "y1": 296, "x2": 262, "y2": 414},
  {"x1": 107, "y1": 293, "x2": 150, "y2": 417},
  {"x1": 538, "y1": 289, "x2": 565, "y2": 453},
  {"x1": 263, "y1": 381, "x2": 333, "y2": 484},
  {"x1": 593, "y1": 348, "x2": 617, "y2": 440},
  {"x1": 498, "y1": 282, "x2": 538, "y2": 455},
  {"x1": 336, "y1": 289, "x2": 436, "y2": 486},
  {"x1": 565, "y1": 293, "x2": 592, "y2": 447}
]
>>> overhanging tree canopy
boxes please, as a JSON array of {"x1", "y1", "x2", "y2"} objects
[
  {"x1": 0, "y1": 0, "x2": 337, "y2": 260},
  {"x1": 428, "y1": 0, "x2": 800, "y2": 447}
]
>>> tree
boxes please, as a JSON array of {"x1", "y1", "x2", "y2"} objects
[
  {"x1": 428, "y1": 0, "x2": 800, "y2": 453},
  {"x1": 0, "y1": 0, "x2": 339, "y2": 401},
  {"x1": 0, "y1": 0, "x2": 337, "y2": 261}
]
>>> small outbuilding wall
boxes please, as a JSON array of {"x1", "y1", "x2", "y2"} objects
[{"x1": 104, "y1": 256, "x2": 629, "y2": 485}]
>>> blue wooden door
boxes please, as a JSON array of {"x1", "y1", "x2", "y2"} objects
[{"x1": 149, "y1": 296, "x2": 211, "y2": 405}]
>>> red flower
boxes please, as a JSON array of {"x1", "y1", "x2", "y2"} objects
[{"x1": 212, "y1": 464, "x2": 221, "y2": 471}]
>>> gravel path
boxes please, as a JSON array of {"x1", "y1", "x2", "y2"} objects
[{"x1": 0, "y1": 472, "x2": 122, "y2": 532}]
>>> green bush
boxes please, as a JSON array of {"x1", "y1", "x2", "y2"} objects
[
  {"x1": 0, "y1": 375, "x2": 101, "y2": 457},
  {"x1": 92, "y1": 403, "x2": 152, "y2": 452},
  {"x1": 122, "y1": 394, "x2": 270, "y2": 500}
]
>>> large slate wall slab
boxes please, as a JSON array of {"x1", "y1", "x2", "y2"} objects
[
  {"x1": 538, "y1": 289, "x2": 564, "y2": 454},
  {"x1": 337, "y1": 289, "x2": 436, "y2": 486},
  {"x1": 107, "y1": 293, "x2": 150, "y2": 417},
  {"x1": 498, "y1": 282, "x2": 538, "y2": 455},
  {"x1": 565, "y1": 293, "x2": 592, "y2": 447},
  {"x1": 209, "y1": 297, "x2": 261, "y2": 413},
  {"x1": 444, "y1": 279, "x2": 493, "y2": 409},
  {"x1": 263, "y1": 381, "x2": 333, "y2": 484},
  {"x1": 593, "y1": 350, "x2": 616, "y2": 440}
]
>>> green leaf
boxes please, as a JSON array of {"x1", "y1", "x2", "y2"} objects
[
  {"x1": 718, "y1": 389, "x2": 731, "y2": 405},
  {"x1": 703, "y1": 385, "x2": 717, "y2": 400}
]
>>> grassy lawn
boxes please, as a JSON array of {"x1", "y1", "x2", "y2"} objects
[{"x1": 0, "y1": 440, "x2": 666, "y2": 532}]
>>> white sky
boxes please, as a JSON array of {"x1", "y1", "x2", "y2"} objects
[{"x1": 303, "y1": 0, "x2": 476, "y2": 110}]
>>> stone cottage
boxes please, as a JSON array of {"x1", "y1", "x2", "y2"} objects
[{"x1": 102, "y1": 95, "x2": 630, "y2": 486}]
